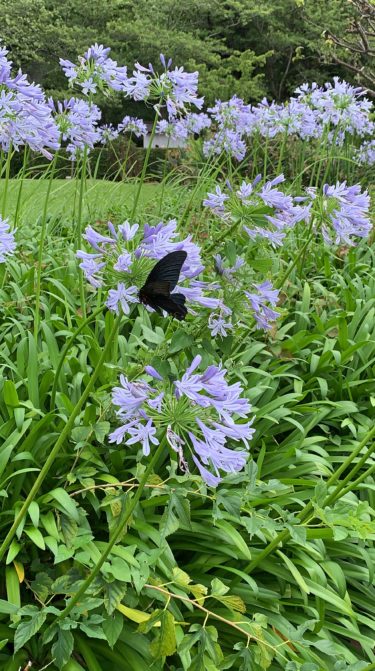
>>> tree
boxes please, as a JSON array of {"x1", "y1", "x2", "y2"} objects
[
  {"x1": 323, "y1": 0, "x2": 375, "y2": 95},
  {"x1": 0, "y1": 0, "x2": 365, "y2": 114}
]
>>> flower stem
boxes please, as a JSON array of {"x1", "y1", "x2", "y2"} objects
[
  {"x1": 263, "y1": 136, "x2": 269, "y2": 180},
  {"x1": 76, "y1": 146, "x2": 88, "y2": 318},
  {"x1": 181, "y1": 151, "x2": 223, "y2": 231},
  {"x1": 205, "y1": 217, "x2": 241, "y2": 255},
  {"x1": 0, "y1": 313, "x2": 122, "y2": 562},
  {"x1": 34, "y1": 152, "x2": 59, "y2": 341},
  {"x1": 321, "y1": 126, "x2": 340, "y2": 186},
  {"x1": 59, "y1": 434, "x2": 167, "y2": 619},
  {"x1": 158, "y1": 138, "x2": 171, "y2": 216},
  {"x1": 1, "y1": 144, "x2": 13, "y2": 219},
  {"x1": 276, "y1": 129, "x2": 288, "y2": 175},
  {"x1": 130, "y1": 112, "x2": 159, "y2": 220},
  {"x1": 50, "y1": 303, "x2": 105, "y2": 409},
  {"x1": 121, "y1": 133, "x2": 133, "y2": 181},
  {"x1": 14, "y1": 147, "x2": 29, "y2": 228},
  {"x1": 276, "y1": 231, "x2": 315, "y2": 290}
]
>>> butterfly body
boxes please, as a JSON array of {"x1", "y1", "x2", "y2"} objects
[{"x1": 139, "y1": 251, "x2": 188, "y2": 320}]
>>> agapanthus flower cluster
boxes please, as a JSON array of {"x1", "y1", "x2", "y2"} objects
[
  {"x1": 156, "y1": 112, "x2": 211, "y2": 143},
  {"x1": 249, "y1": 97, "x2": 320, "y2": 140},
  {"x1": 99, "y1": 124, "x2": 120, "y2": 145},
  {"x1": 51, "y1": 97, "x2": 101, "y2": 159},
  {"x1": 245, "y1": 282, "x2": 280, "y2": 330},
  {"x1": 0, "y1": 45, "x2": 60, "y2": 158},
  {"x1": 0, "y1": 217, "x2": 16, "y2": 263},
  {"x1": 203, "y1": 96, "x2": 252, "y2": 161},
  {"x1": 208, "y1": 306, "x2": 234, "y2": 337},
  {"x1": 60, "y1": 43, "x2": 128, "y2": 95},
  {"x1": 109, "y1": 355, "x2": 254, "y2": 486},
  {"x1": 118, "y1": 115, "x2": 147, "y2": 138},
  {"x1": 200, "y1": 79, "x2": 373, "y2": 161},
  {"x1": 295, "y1": 78, "x2": 374, "y2": 139},
  {"x1": 355, "y1": 139, "x2": 375, "y2": 166},
  {"x1": 204, "y1": 174, "x2": 311, "y2": 248},
  {"x1": 210, "y1": 250, "x2": 280, "y2": 333},
  {"x1": 315, "y1": 181, "x2": 372, "y2": 246},
  {"x1": 122, "y1": 54, "x2": 204, "y2": 118},
  {"x1": 77, "y1": 219, "x2": 222, "y2": 315}
]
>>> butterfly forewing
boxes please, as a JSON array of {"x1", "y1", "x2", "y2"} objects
[
  {"x1": 139, "y1": 281, "x2": 170, "y2": 297},
  {"x1": 144, "y1": 250, "x2": 187, "y2": 292}
]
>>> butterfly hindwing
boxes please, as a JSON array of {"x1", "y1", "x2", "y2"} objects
[
  {"x1": 144, "y1": 250, "x2": 187, "y2": 292},
  {"x1": 151, "y1": 293, "x2": 187, "y2": 320}
]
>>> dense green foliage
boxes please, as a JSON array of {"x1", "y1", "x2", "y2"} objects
[
  {"x1": 0, "y1": 0, "x2": 368, "y2": 119},
  {"x1": 0, "y1": 130, "x2": 375, "y2": 668}
]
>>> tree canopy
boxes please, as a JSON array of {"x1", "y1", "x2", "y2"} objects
[{"x1": 0, "y1": 0, "x2": 371, "y2": 120}]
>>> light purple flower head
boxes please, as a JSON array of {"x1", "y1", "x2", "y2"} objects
[
  {"x1": 122, "y1": 57, "x2": 203, "y2": 117},
  {"x1": 77, "y1": 219, "x2": 220, "y2": 317},
  {"x1": 203, "y1": 186, "x2": 229, "y2": 215},
  {"x1": 109, "y1": 356, "x2": 254, "y2": 486},
  {"x1": 245, "y1": 281, "x2": 280, "y2": 331},
  {"x1": 106, "y1": 283, "x2": 138, "y2": 315},
  {"x1": 204, "y1": 96, "x2": 252, "y2": 161},
  {"x1": 0, "y1": 46, "x2": 60, "y2": 158},
  {"x1": 100, "y1": 124, "x2": 120, "y2": 144},
  {"x1": 118, "y1": 116, "x2": 147, "y2": 138},
  {"x1": 60, "y1": 43, "x2": 128, "y2": 94},
  {"x1": 319, "y1": 181, "x2": 372, "y2": 245},
  {"x1": 208, "y1": 310, "x2": 233, "y2": 338},
  {"x1": 52, "y1": 97, "x2": 101, "y2": 159},
  {"x1": 355, "y1": 139, "x2": 375, "y2": 166},
  {"x1": 0, "y1": 217, "x2": 16, "y2": 263},
  {"x1": 295, "y1": 78, "x2": 373, "y2": 138},
  {"x1": 205, "y1": 175, "x2": 311, "y2": 249}
]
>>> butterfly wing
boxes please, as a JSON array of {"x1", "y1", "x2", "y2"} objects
[
  {"x1": 139, "y1": 281, "x2": 169, "y2": 299},
  {"x1": 151, "y1": 292, "x2": 187, "y2": 320},
  {"x1": 144, "y1": 251, "x2": 187, "y2": 292},
  {"x1": 139, "y1": 251, "x2": 188, "y2": 320}
]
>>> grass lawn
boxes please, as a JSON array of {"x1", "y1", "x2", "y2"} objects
[{"x1": 0, "y1": 178, "x2": 163, "y2": 223}]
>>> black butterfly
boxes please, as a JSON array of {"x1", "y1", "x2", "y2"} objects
[{"x1": 139, "y1": 250, "x2": 188, "y2": 320}]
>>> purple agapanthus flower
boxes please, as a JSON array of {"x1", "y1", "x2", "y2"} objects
[
  {"x1": 0, "y1": 45, "x2": 60, "y2": 158},
  {"x1": 204, "y1": 175, "x2": 311, "y2": 248},
  {"x1": 109, "y1": 355, "x2": 254, "y2": 486},
  {"x1": 355, "y1": 139, "x2": 375, "y2": 166},
  {"x1": 200, "y1": 78, "x2": 372, "y2": 158},
  {"x1": 60, "y1": 43, "x2": 128, "y2": 94},
  {"x1": 245, "y1": 281, "x2": 280, "y2": 330},
  {"x1": 208, "y1": 310, "x2": 233, "y2": 337},
  {"x1": 155, "y1": 112, "x2": 211, "y2": 143},
  {"x1": 295, "y1": 78, "x2": 374, "y2": 138},
  {"x1": 51, "y1": 97, "x2": 101, "y2": 159},
  {"x1": 76, "y1": 250, "x2": 106, "y2": 288},
  {"x1": 203, "y1": 186, "x2": 229, "y2": 214},
  {"x1": 320, "y1": 181, "x2": 372, "y2": 245},
  {"x1": 100, "y1": 124, "x2": 120, "y2": 144},
  {"x1": 0, "y1": 217, "x2": 16, "y2": 262},
  {"x1": 106, "y1": 283, "x2": 138, "y2": 314},
  {"x1": 213, "y1": 254, "x2": 244, "y2": 279},
  {"x1": 77, "y1": 219, "x2": 220, "y2": 316},
  {"x1": 122, "y1": 54, "x2": 203, "y2": 116},
  {"x1": 118, "y1": 116, "x2": 147, "y2": 138},
  {"x1": 203, "y1": 96, "x2": 252, "y2": 161}
]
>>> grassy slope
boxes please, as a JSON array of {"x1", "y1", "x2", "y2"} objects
[{"x1": 0, "y1": 178, "x2": 162, "y2": 223}]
